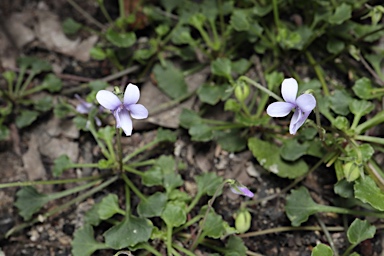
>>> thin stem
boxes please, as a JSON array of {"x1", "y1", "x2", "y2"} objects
[
  {"x1": 128, "y1": 159, "x2": 156, "y2": 167},
  {"x1": 316, "y1": 215, "x2": 339, "y2": 256},
  {"x1": 97, "y1": 0, "x2": 113, "y2": 24},
  {"x1": 19, "y1": 71, "x2": 36, "y2": 94},
  {"x1": 342, "y1": 243, "x2": 357, "y2": 256},
  {"x1": 0, "y1": 175, "x2": 101, "y2": 189},
  {"x1": 240, "y1": 76, "x2": 283, "y2": 101},
  {"x1": 48, "y1": 179, "x2": 101, "y2": 201},
  {"x1": 173, "y1": 243, "x2": 195, "y2": 256},
  {"x1": 355, "y1": 110, "x2": 384, "y2": 134},
  {"x1": 313, "y1": 94, "x2": 325, "y2": 141},
  {"x1": 123, "y1": 166, "x2": 144, "y2": 176},
  {"x1": 122, "y1": 140, "x2": 159, "y2": 163},
  {"x1": 174, "y1": 215, "x2": 203, "y2": 233},
  {"x1": 14, "y1": 66, "x2": 27, "y2": 96},
  {"x1": 139, "y1": 244, "x2": 163, "y2": 256},
  {"x1": 186, "y1": 193, "x2": 203, "y2": 213},
  {"x1": 66, "y1": 0, "x2": 105, "y2": 30},
  {"x1": 190, "y1": 182, "x2": 226, "y2": 250},
  {"x1": 305, "y1": 51, "x2": 330, "y2": 96},
  {"x1": 355, "y1": 135, "x2": 384, "y2": 145},
  {"x1": 121, "y1": 173, "x2": 147, "y2": 201},
  {"x1": 116, "y1": 127, "x2": 123, "y2": 171},
  {"x1": 272, "y1": 0, "x2": 280, "y2": 29},
  {"x1": 88, "y1": 120, "x2": 111, "y2": 159},
  {"x1": 238, "y1": 225, "x2": 345, "y2": 238},
  {"x1": 124, "y1": 180, "x2": 131, "y2": 213},
  {"x1": 166, "y1": 224, "x2": 173, "y2": 256},
  {"x1": 6, "y1": 175, "x2": 118, "y2": 237}
]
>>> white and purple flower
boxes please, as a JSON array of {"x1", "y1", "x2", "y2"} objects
[
  {"x1": 96, "y1": 83, "x2": 148, "y2": 136},
  {"x1": 266, "y1": 78, "x2": 316, "y2": 135},
  {"x1": 229, "y1": 181, "x2": 254, "y2": 198}
]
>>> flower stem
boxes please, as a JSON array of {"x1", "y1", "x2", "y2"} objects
[
  {"x1": 166, "y1": 224, "x2": 173, "y2": 256},
  {"x1": 122, "y1": 140, "x2": 159, "y2": 163},
  {"x1": 355, "y1": 110, "x2": 384, "y2": 134},
  {"x1": 173, "y1": 243, "x2": 195, "y2": 256},
  {"x1": 123, "y1": 165, "x2": 144, "y2": 176},
  {"x1": 121, "y1": 173, "x2": 147, "y2": 202},
  {"x1": 239, "y1": 76, "x2": 283, "y2": 101},
  {"x1": 116, "y1": 127, "x2": 123, "y2": 171},
  {"x1": 305, "y1": 51, "x2": 330, "y2": 96},
  {"x1": 355, "y1": 135, "x2": 384, "y2": 145}
]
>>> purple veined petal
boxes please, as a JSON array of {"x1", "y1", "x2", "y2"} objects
[
  {"x1": 230, "y1": 185, "x2": 254, "y2": 198},
  {"x1": 124, "y1": 83, "x2": 140, "y2": 105},
  {"x1": 289, "y1": 109, "x2": 308, "y2": 135},
  {"x1": 76, "y1": 103, "x2": 92, "y2": 114},
  {"x1": 117, "y1": 108, "x2": 133, "y2": 136},
  {"x1": 296, "y1": 93, "x2": 316, "y2": 113},
  {"x1": 281, "y1": 78, "x2": 298, "y2": 104},
  {"x1": 128, "y1": 104, "x2": 149, "y2": 119},
  {"x1": 96, "y1": 90, "x2": 121, "y2": 110},
  {"x1": 266, "y1": 102, "x2": 295, "y2": 117}
]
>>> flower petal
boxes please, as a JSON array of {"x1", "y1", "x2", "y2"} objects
[
  {"x1": 296, "y1": 94, "x2": 316, "y2": 113},
  {"x1": 266, "y1": 102, "x2": 295, "y2": 117},
  {"x1": 116, "y1": 109, "x2": 133, "y2": 136},
  {"x1": 281, "y1": 78, "x2": 298, "y2": 104},
  {"x1": 230, "y1": 185, "x2": 254, "y2": 198},
  {"x1": 123, "y1": 83, "x2": 140, "y2": 105},
  {"x1": 128, "y1": 104, "x2": 148, "y2": 119},
  {"x1": 96, "y1": 90, "x2": 121, "y2": 110},
  {"x1": 289, "y1": 109, "x2": 309, "y2": 135}
]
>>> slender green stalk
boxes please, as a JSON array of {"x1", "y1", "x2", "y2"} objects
[
  {"x1": 6, "y1": 175, "x2": 118, "y2": 237},
  {"x1": 238, "y1": 225, "x2": 345, "y2": 237},
  {"x1": 166, "y1": 224, "x2": 173, "y2": 256},
  {"x1": 139, "y1": 243, "x2": 163, "y2": 256},
  {"x1": 116, "y1": 127, "x2": 123, "y2": 171},
  {"x1": 123, "y1": 166, "x2": 144, "y2": 176},
  {"x1": 190, "y1": 182, "x2": 226, "y2": 250},
  {"x1": 355, "y1": 135, "x2": 384, "y2": 145},
  {"x1": 174, "y1": 215, "x2": 203, "y2": 233},
  {"x1": 173, "y1": 243, "x2": 195, "y2": 256},
  {"x1": 319, "y1": 204, "x2": 384, "y2": 218},
  {"x1": 365, "y1": 159, "x2": 384, "y2": 192},
  {"x1": 0, "y1": 175, "x2": 101, "y2": 189},
  {"x1": 342, "y1": 244, "x2": 357, "y2": 256},
  {"x1": 186, "y1": 193, "x2": 203, "y2": 213},
  {"x1": 272, "y1": 0, "x2": 280, "y2": 29},
  {"x1": 122, "y1": 140, "x2": 159, "y2": 163},
  {"x1": 19, "y1": 71, "x2": 36, "y2": 94},
  {"x1": 316, "y1": 215, "x2": 339, "y2": 256},
  {"x1": 239, "y1": 76, "x2": 283, "y2": 101},
  {"x1": 48, "y1": 179, "x2": 101, "y2": 201},
  {"x1": 128, "y1": 159, "x2": 156, "y2": 167},
  {"x1": 87, "y1": 120, "x2": 111, "y2": 160},
  {"x1": 355, "y1": 110, "x2": 384, "y2": 134},
  {"x1": 121, "y1": 173, "x2": 147, "y2": 201},
  {"x1": 124, "y1": 181, "x2": 131, "y2": 214},
  {"x1": 14, "y1": 66, "x2": 27, "y2": 96},
  {"x1": 305, "y1": 51, "x2": 330, "y2": 96}
]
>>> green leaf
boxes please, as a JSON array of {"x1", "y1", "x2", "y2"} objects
[
  {"x1": 161, "y1": 202, "x2": 187, "y2": 227},
  {"x1": 90, "y1": 47, "x2": 107, "y2": 60},
  {"x1": 71, "y1": 225, "x2": 107, "y2": 256},
  {"x1": 84, "y1": 203, "x2": 102, "y2": 226},
  {"x1": 285, "y1": 187, "x2": 319, "y2": 226},
  {"x1": 224, "y1": 99, "x2": 241, "y2": 112},
  {"x1": 34, "y1": 96, "x2": 53, "y2": 112},
  {"x1": 329, "y1": 3, "x2": 351, "y2": 24},
  {"x1": 326, "y1": 38, "x2": 345, "y2": 54},
  {"x1": 347, "y1": 219, "x2": 376, "y2": 245},
  {"x1": 329, "y1": 90, "x2": 352, "y2": 116},
  {"x1": 89, "y1": 80, "x2": 109, "y2": 91},
  {"x1": 15, "y1": 186, "x2": 50, "y2": 220},
  {"x1": 311, "y1": 243, "x2": 333, "y2": 256},
  {"x1": 215, "y1": 129, "x2": 247, "y2": 152},
  {"x1": 142, "y1": 166, "x2": 163, "y2": 186},
  {"x1": 53, "y1": 154, "x2": 74, "y2": 177},
  {"x1": 156, "y1": 128, "x2": 177, "y2": 142},
  {"x1": 334, "y1": 179, "x2": 354, "y2": 198},
  {"x1": 98, "y1": 194, "x2": 125, "y2": 220},
  {"x1": 348, "y1": 144, "x2": 374, "y2": 163},
  {"x1": 201, "y1": 211, "x2": 226, "y2": 238},
  {"x1": 224, "y1": 236, "x2": 247, "y2": 256},
  {"x1": 163, "y1": 173, "x2": 183, "y2": 193},
  {"x1": 197, "y1": 84, "x2": 227, "y2": 105},
  {"x1": 137, "y1": 192, "x2": 167, "y2": 218},
  {"x1": 333, "y1": 116, "x2": 350, "y2": 131},
  {"x1": 231, "y1": 59, "x2": 251, "y2": 75},
  {"x1": 349, "y1": 99, "x2": 374, "y2": 117},
  {"x1": 179, "y1": 109, "x2": 202, "y2": 128},
  {"x1": 157, "y1": 155, "x2": 175, "y2": 174},
  {"x1": 15, "y1": 110, "x2": 39, "y2": 128},
  {"x1": 248, "y1": 138, "x2": 308, "y2": 179},
  {"x1": 211, "y1": 58, "x2": 232, "y2": 79},
  {"x1": 195, "y1": 172, "x2": 223, "y2": 196},
  {"x1": 280, "y1": 139, "x2": 309, "y2": 161},
  {"x1": 153, "y1": 61, "x2": 188, "y2": 99},
  {"x1": 230, "y1": 10, "x2": 250, "y2": 31},
  {"x1": 189, "y1": 124, "x2": 213, "y2": 142},
  {"x1": 106, "y1": 29, "x2": 136, "y2": 48},
  {"x1": 62, "y1": 18, "x2": 82, "y2": 35},
  {"x1": 354, "y1": 176, "x2": 384, "y2": 211},
  {"x1": 0, "y1": 125, "x2": 10, "y2": 141},
  {"x1": 352, "y1": 78, "x2": 377, "y2": 100},
  {"x1": 104, "y1": 216, "x2": 153, "y2": 249},
  {"x1": 171, "y1": 26, "x2": 193, "y2": 45}
]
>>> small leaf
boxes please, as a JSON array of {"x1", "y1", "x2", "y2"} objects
[
  {"x1": 98, "y1": 194, "x2": 125, "y2": 220},
  {"x1": 195, "y1": 172, "x2": 223, "y2": 196},
  {"x1": 153, "y1": 61, "x2": 188, "y2": 99},
  {"x1": 163, "y1": 173, "x2": 183, "y2": 193},
  {"x1": 53, "y1": 155, "x2": 74, "y2": 177},
  {"x1": 189, "y1": 124, "x2": 213, "y2": 142},
  {"x1": 280, "y1": 139, "x2": 309, "y2": 161},
  {"x1": 90, "y1": 47, "x2": 107, "y2": 60},
  {"x1": 201, "y1": 211, "x2": 226, "y2": 238},
  {"x1": 161, "y1": 202, "x2": 187, "y2": 227},
  {"x1": 104, "y1": 216, "x2": 153, "y2": 249},
  {"x1": 106, "y1": 29, "x2": 136, "y2": 48},
  {"x1": 0, "y1": 125, "x2": 10, "y2": 141},
  {"x1": 62, "y1": 17, "x2": 82, "y2": 35},
  {"x1": 34, "y1": 96, "x2": 53, "y2": 112},
  {"x1": 329, "y1": 90, "x2": 352, "y2": 116},
  {"x1": 230, "y1": 10, "x2": 250, "y2": 31},
  {"x1": 248, "y1": 138, "x2": 308, "y2": 179},
  {"x1": 141, "y1": 166, "x2": 163, "y2": 187},
  {"x1": 329, "y1": 3, "x2": 352, "y2": 24},
  {"x1": 179, "y1": 109, "x2": 202, "y2": 128},
  {"x1": 137, "y1": 192, "x2": 167, "y2": 218},
  {"x1": 211, "y1": 58, "x2": 231, "y2": 79},
  {"x1": 156, "y1": 128, "x2": 177, "y2": 142},
  {"x1": 215, "y1": 129, "x2": 247, "y2": 152},
  {"x1": 89, "y1": 80, "x2": 109, "y2": 91},
  {"x1": 15, "y1": 110, "x2": 39, "y2": 128},
  {"x1": 347, "y1": 219, "x2": 376, "y2": 245},
  {"x1": 84, "y1": 203, "x2": 102, "y2": 226},
  {"x1": 326, "y1": 38, "x2": 345, "y2": 54},
  {"x1": 349, "y1": 99, "x2": 374, "y2": 117},
  {"x1": 71, "y1": 225, "x2": 107, "y2": 256},
  {"x1": 334, "y1": 179, "x2": 354, "y2": 198},
  {"x1": 354, "y1": 176, "x2": 384, "y2": 211},
  {"x1": 285, "y1": 187, "x2": 319, "y2": 226},
  {"x1": 197, "y1": 83, "x2": 227, "y2": 105},
  {"x1": 311, "y1": 243, "x2": 333, "y2": 256},
  {"x1": 224, "y1": 236, "x2": 247, "y2": 256},
  {"x1": 352, "y1": 78, "x2": 376, "y2": 100},
  {"x1": 333, "y1": 116, "x2": 350, "y2": 131},
  {"x1": 15, "y1": 187, "x2": 50, "y2": 220}
]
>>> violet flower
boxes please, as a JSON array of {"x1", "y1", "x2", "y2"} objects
[
  {"x1": 228, "y1": 180, "x2": 254, "y2": 198},
  {"x1": 266, "y1": 78, "x2": 316, "y2": 135},
  {"x1": 96, "y1": 83, "x2": 148, "y2": 136},
  {"x1": 75, "y1": 94, "x2": 102, "y2": 126}
]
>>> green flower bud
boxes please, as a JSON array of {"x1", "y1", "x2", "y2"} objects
[
  {"x1": 234, "y1": 83, "x2": 250, "y2": 102},
  {"x1": 343, "y1": 162, "x2": 360, "y2": 182},
  {"x1": 235, "y1": 209, "x2": 252, "y2": 233}
]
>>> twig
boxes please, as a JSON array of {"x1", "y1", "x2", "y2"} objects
[
  {"x1": 66, "y1": 0, "x2": 105, "y2": 30},
  {"x1": 358, "y1": 52, "x2": 384, "y2": 86}
]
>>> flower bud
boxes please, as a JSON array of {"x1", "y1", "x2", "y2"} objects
[
  {"x1": 234, "y1": 83, "x2": 250, "y2": 102},
  {"x1": 343, "y1": 162, "x2": 360, "y2": 182},
  {"x1": 235, "y1": 209, "x2": 252, "y2": 233}
]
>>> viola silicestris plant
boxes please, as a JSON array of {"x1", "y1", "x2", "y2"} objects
[
  {"x1": 96, "y1": 83, "x2": 148, "y2": 136},
  {"x1": 266, "y1": 78, "x2": 316, "y2": 134}
]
